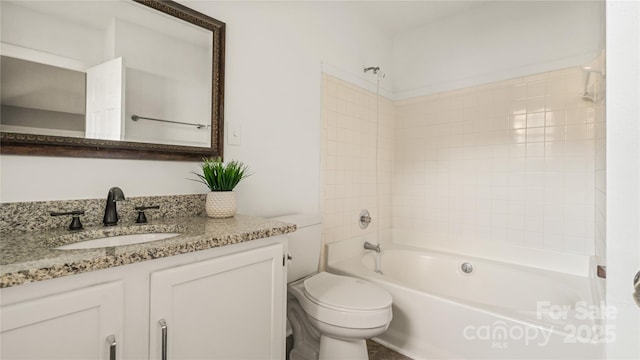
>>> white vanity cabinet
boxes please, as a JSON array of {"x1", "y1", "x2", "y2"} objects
[
  {"x1": 0, "y1": 281, "x2": 124, "y2": 360},
  {"x1": 149, "y1": 243, "x2": 286, "y2": 359},
  {"x1": 0, "y1": 235, "x2": 287, "y2": 360}
]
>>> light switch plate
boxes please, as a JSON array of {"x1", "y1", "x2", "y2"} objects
[{"x1": 227, "y1": 121, "x2": 241, "y2": 145}]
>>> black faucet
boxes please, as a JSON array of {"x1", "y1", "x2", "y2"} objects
[{"x1": 103, "y1": 187, "x2": 126, "y2": 226}]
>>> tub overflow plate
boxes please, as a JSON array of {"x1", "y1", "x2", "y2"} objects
[{"x1": 461, "y1": 262, "x2": 474, "y2": 274}]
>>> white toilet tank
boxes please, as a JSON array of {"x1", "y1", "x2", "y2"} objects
[{"x1": 270, "y1": 214, "x2": 322, "y2": 283}]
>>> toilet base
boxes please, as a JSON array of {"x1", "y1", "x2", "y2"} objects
[
  {"x1": 288, "y1": 294, "x2": 320, "y2": 360},
  {"x1": 319, "y1": 335, "x2": 367, "y2": 360}
]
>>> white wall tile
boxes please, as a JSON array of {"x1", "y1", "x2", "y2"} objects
[
  {"x1": 321, "y1": 75, "x2": 394, "y2": 247},
  {"x1": 322, "y1": 66, "x2": 602, "y2": 259},
  {"x1": 392, "y1": 66, "x2": 598, "y2": 256}
]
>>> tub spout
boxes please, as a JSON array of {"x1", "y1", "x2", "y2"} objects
[{"x1": 364, "y1": 241, "x2": 381, "y2": 253}]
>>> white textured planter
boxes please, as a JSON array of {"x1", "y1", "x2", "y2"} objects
[{"x1": 205, "y1": 191, "x2": 237, "y2": 218}]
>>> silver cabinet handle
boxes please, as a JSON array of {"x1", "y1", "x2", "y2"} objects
[
  {"x1": 106, "y1": 334, "x2": 116, "y2": 360},
  {"x1": 159, "y1": 319, "x2": 168, "y2": 360}
]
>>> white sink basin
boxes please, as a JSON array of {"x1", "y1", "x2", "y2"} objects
[{"x1": 56, "y1": 233, "x2": 181, "y2": 250}]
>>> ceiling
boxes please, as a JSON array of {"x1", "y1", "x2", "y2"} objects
[
  {"x1": 5, "y1": 0, "x2": 210, "y2": 47},
  {"x1": 353, "y1": 0, "x2": 493, "y2": 35}
]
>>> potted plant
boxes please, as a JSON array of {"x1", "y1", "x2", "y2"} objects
[{"x1": 192, "y1": 157, "x2": 252, "y2": 218}]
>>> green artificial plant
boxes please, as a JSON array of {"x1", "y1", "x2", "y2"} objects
[{"x1": 193, "y1": 157, "x2": 252, "y2": 191}]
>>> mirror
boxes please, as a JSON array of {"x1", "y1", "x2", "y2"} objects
[{"x1": 0, "y1": 0, "x2": 225, "y2": 160}]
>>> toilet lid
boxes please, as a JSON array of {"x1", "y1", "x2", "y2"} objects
[{"x1": 304, "y1": 272, "x2": 392, "y2": 311}]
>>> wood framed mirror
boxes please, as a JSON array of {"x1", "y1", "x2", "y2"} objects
[{"x1": 0, "y1": 0, "x2": 225, "y2": 161}]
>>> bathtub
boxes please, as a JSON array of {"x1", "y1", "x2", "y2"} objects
[{"x1": 328, "y1": 245, "x2": 606, "y2": 360}]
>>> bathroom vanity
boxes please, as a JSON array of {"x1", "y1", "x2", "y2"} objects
[{"x1": 0, "y1": 214, "x2": 295, "y2": 360}]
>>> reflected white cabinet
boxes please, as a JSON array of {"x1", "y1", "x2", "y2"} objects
[
  {"x1": 149, "y1": 243, "x2": 286, "y2": 359},
  {"x1": 0, "y1": 281, "x2": 124, "y2": 360}
]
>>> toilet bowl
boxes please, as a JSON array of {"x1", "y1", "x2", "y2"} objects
[
  {"x1": 288, "y1": 272, "x2": 392, "y2": 360},
  {"x1": 272, "y1": 213, "x2": 392, "y2": 360},
  {"x1": 287, "y1": 272, "x2": 392, "y2": 360}
]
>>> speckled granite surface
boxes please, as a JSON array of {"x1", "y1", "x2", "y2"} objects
[
  {"x1": 0, "y1": 215, "x2": 296, "y2": 288},
  {"x1": 0, "y1": 194, "x2": 206, "y2": 234}
]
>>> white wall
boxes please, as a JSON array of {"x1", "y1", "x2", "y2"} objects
[
  {"x1": 376, "y1": 0, "x2": 605, "y2": 275},
  {"x1": 605, "y1": 1, "x2": 640, "y2": 358},
  {"x1": 0, "y1": 1, "x2": 104, "y2": 67},
  {"x1": 0, "y1": 1, "x2": 392, "y2": 219},
  {"x1": 393, "y1": 0, "x2": 604, "y2": 99},
  {"x1": 115, "y1": 18, "x2": 212, "y2": 146},
  {"x1": 181, "y1": 1, "x2": 392, "y2": 216},
  {"x1": 383, "y1": 0, "x2": 605, "y2": 274}
]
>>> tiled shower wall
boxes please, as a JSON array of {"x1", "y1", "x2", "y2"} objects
[
  {"x1": 393, "y1": 67, "x2": 599, "y2": 256},
  {"x1": 320, "y1": 75, "x2": 394, "y2": 255},
  {"x1": 321, "y1": 66, "x2": 603, "y2": 262}
]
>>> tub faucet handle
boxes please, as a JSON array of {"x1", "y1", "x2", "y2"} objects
[{"x1": 359, "y1": 209, "x2": 372, "y2": 229}]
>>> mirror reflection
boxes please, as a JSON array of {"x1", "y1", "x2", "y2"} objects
[
  {"x1": 0, "y1": 0, "x2": 214, "y2": 148},
  {"x1": 1, "y1": 56, "x2": 86, "y2": 138}
]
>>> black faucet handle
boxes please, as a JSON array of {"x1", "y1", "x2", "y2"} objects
[
  {"x1": 50, "y1": 210, "x2": 85, "y2": 230},
  {"x1": 50, "y1": 210, "x2": 85, "y2": 216},
  {"x1": 135, "y1": 205, "x2": 160, "y2": 211},
  {"x1": 135, "y1": 205, "x2": 160, "y2": 224}
]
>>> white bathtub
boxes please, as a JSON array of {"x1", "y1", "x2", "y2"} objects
[{"x1": 328, "y1": 245, "x2": 606, "y2": 360}]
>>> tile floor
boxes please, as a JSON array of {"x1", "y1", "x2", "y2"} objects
[
  {"x1": 286, "y1": 336, "x2": 412, "y2": 360},
  {"x1": 366, "y1": 340, "x2": 413, "y2": 360}
]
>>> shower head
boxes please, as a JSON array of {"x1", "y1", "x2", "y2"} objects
[
  {"x1": 364, "y1": 66, "x2": 385, "y2": 78},
  {"x1": 364, "y1": 66, "x2": 380, "y2": 74},
  {"x1": 581, "y1": 69, "x2": 604, "y2": 103}
]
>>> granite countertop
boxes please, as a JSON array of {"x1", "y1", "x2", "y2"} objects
[{"x1": 0, "y1": 215, "x2": 296, "y2": 288}]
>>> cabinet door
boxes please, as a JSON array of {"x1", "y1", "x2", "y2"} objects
[
  {"x1": 149, "y1": 243, "x2": 286, "y2": 360},
  {"x1": 1, "y1": 281, "x2": 124, "y2": 360}
]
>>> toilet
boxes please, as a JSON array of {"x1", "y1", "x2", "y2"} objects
[{"x1": 272, "y1": 214, "x2": 392, "y2": 360}]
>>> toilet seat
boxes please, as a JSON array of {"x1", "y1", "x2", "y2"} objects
[
  {"x1": 304, "y1": 272, "x2": 392, "y2": 311},
  {"x1": 289, "y1": 272, "x2": 392, "y2": 329}
]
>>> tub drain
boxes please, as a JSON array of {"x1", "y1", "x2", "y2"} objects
[{"x1": 461, "y1": 262, "x2": 473, "y2": 274}]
